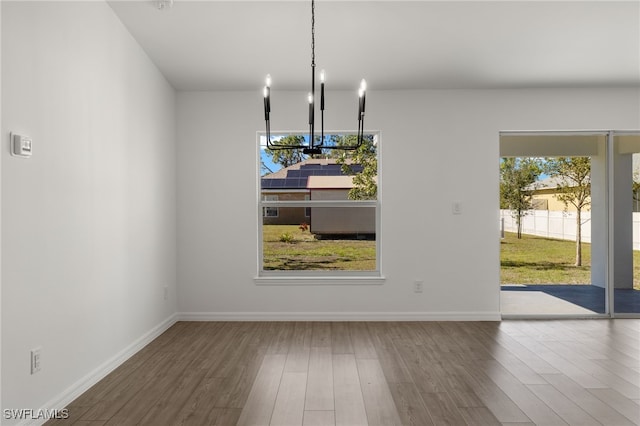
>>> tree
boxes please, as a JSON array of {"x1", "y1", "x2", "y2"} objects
[
  {"x1": 264, "y1": 135, "x2": 307, "y2": 169},
  {"x1": 500, "y1": 158, "x2": 542, "y2": 239},
  {"x1": 332, "y1": 134, "x2": 377, "y2": 200},
  {"x1": 544, "y1": 157, "x2": 591, "y2": 266}
]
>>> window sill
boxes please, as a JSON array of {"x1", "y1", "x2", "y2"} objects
[{"x1": 253, "y1": 276, "x2": 386, "y2": 286}]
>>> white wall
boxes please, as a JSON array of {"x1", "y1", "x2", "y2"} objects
[
  {"x1": 2, "y1": 1, "x2": 176, "y2": 420},
  {"x1": 177, "y1": 88, "x2": 640, "y2": 319}
]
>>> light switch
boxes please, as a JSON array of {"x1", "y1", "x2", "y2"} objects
[
  {"x1": 11, "y1": 133, "x2": 32, "y2": 158},
  {"x1": 452, "y1": 201, "x2": 462, "y2": 215}
]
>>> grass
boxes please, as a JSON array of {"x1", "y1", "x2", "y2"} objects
[
  {"x1": 263, "y1": 225, "x2": 376, "y2": 271},
  {"x1": 501, "y1": 232, "x2": 640, "y2": 290},
  {"x1": 264, "y1": 227, "x2": 639, "y2": 286}
]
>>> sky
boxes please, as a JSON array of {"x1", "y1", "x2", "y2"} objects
[
  {"x1": 259, "y1": 134, "x2": 286, "y2": 176},
  {"x1": 260, "y1": 150, "x2": 279, "y2": 175},
  {"x1": 259, "y1": 134, "x2": 316, "y2": 176}
]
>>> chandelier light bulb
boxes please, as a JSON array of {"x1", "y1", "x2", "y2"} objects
[
  {"x1": 358, "y1": 88, "x2": 364, "y2": 98},
  {"x1": 360, "y1": 79, "x2": 367, "y2": 91},
  {"x1": 320, "y1": 70, "x2": 326, "y2": 83},
  {"x1": 308, "y1": 92, "x2": 313, "y2": 104},
  {"x1": 263, "y1": 86, "x2": 268, "y2": 98},
  {"x1": 265, "y1": 74, "x2": 272, "y2": 87}
]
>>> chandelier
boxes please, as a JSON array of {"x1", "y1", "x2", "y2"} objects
[{"x1": 262, "y1": 0, "x2": 367, "y2": 155}]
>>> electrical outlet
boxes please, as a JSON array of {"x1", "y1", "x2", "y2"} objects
[
  {"x1": 31, "y1": 348, "x2": 41, "y2": 374},
  {"x1": 163, "y1": 286, "x2": 168, "y2": 301},
  {"x1": 413, "y1": 280, "x2": 424, "y2": 293}
]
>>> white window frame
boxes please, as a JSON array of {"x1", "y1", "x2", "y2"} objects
[{"x1": 255, "y1": 131, "x2": 384, "y2": 285}]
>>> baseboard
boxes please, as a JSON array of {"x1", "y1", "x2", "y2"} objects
[
  {"x1": 22, "y1": 313, "x2": 179, "y2": 426},
  {"x1": 178, "y1": 311, "x2": 501, "y2": 321}
]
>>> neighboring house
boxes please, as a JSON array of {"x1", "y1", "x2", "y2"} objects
[
  {"x1": 531, "y1": 154, "x2": 640, "y2": 212},
  {"x1": 532, "y1": 175, "x2": 640, "y2": 212},
  {"x1": 307, "y1": 175, "x2": 376, "y2": 236},
  {"x1": 529, "y1": 176, "x2": 591, "y2": 212},
  {"x1": 260, "y1": 159, "x2": 363, "y2": 226}
]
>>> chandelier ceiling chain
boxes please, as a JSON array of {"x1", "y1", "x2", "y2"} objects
[
  {"x1": 263, "y1": 0, "x2": 367, "y2": 155},
  {"x1": 311, "y1": 0, "x2": 315, "y2": 69}
]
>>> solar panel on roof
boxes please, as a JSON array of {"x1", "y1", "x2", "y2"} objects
[
  {"x1": 283, "y1": 178, "x2": 299, "y2": 187},
  {"x1": 287, "y1": 170, "x2": 301, "y2": 177}
]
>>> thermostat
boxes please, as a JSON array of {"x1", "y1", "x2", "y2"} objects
[{"x1": 11, "y1": 133, "x2": 32, "y2": 158}]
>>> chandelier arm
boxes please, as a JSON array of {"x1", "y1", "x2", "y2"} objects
[
  {"x1": 317, "y1": 145, "x2": 360, "y2": 151},
  {"x1": 265, "y1": 136, "x2": 308, "y2": 150},
  {"x1": 266, "y1": 145, "x2": 308, "y2": 150},
  {"x1": 266, "y1": 140, "x2": 308, "y2": 150},
  {"x1": 266, "y1": 132, "x2": 364, "y2": 150}
]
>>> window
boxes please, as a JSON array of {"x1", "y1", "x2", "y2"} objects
[
  {"x1": 258, "y1": 132, "x2": 380, "y2": 278},
  {"x1": 305, "y1": 195, "x2": 311, "y2": 218},
  {"x1": 262, "y1": 194, "x2": 279, "y2": 217}
]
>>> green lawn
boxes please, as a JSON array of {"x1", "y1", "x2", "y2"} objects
[
  {"x1": 501, "y1": 231, "x2": 640, "y2": 290},
  {"x1": 264, "y1": 227, "x2": 638, "y2": 285},
  {"x1": 263, "y1": 225, "x2": 376, "y2": 271}
]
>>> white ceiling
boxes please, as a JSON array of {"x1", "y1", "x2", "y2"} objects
[{"x1": 108, "y1": 0, "x2": 640, "y2": 91}]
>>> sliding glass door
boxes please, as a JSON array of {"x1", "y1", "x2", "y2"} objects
[
  {"x1": 499, "y1": 130, "x2": 640, "y2": 318},
  {"x1": 612, "y1": 131, "x2": 640, "y2": 316}
]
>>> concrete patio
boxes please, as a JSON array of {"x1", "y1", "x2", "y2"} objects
[{"x1": 501, "y1": 284, "x2": 640, "y2": 315}]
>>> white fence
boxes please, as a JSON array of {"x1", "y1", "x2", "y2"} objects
[{"x1": 500, "y1": 210, "x2": 640, "y2": 250}]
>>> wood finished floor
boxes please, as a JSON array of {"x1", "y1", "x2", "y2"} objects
[{"x1": 47, "y1": 320, "x2": 640, "y2": 426}]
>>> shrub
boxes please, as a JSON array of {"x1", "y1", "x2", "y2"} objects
[{"x1": 279, "y1": 232, "x2": 294, "y2": 243}]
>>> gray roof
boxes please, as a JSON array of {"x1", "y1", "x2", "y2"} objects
[{"x1": 528, "y1": 175, "x2": 590, "y2": 191}]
